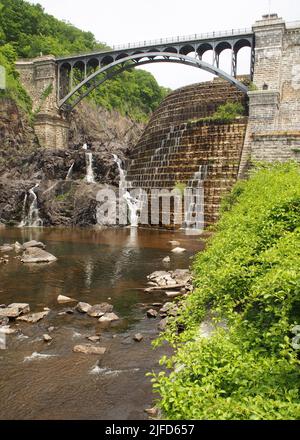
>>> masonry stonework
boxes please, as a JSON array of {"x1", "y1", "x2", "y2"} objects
[
  {"x1": 239, "y1": 15, "x2": 300, "y2": 176},
  {"x1": 16, "y1": 56, "x2": 69, "y2": 149}
]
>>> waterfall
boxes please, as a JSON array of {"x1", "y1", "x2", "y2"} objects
[
  {"x1": 65, "y1": 163, "x2": 74, "y2": 181},
  {"x1": 19, "y1": 184, "x2": 43, "y2": 228},
  {"x1": 85, "y1": 152, "x2": 95, "y2": 184},
  {"x1": 19, "y1": 194, "x2": 28, "y2": 227},
  {"x1": 183, "y1": 164, "x2": 208, "y2": 232},
  {"x1": 113, "y1": 154, "x2": 141, "y2": 227}
]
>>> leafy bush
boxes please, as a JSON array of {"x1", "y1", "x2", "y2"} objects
[
  {"x1": 151, "y1": 162, "x2": 300, "y2": 420},
  {"x1": 211, "y1": 102, "x2": 245, "y2": 122},
  {"x1": 0, "y1": 43, "x2": 32, "y2": 112}
]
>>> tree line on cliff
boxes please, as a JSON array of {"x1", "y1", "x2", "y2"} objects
[{"x1": 0, "y1": 0, "x2": 169, "y2": 121}]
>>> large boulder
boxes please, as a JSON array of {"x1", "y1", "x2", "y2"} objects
[
  {"x1": 21, "y1": 247, "x2": 57, "y2": 263},
  {"x1": 87, "y1": 303, "x2": 113, "y2": 318}
]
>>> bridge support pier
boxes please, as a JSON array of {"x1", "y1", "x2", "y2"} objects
[
  {"x1": 238, "y1": 14, "x2": 300, "y2": 177},
  {"x1": 16, "y1": 55, "x2": 70, "y2": 149}
]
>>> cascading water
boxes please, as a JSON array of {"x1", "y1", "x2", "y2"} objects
[
  {"x1": 183, "y1": 164, "x2": 208, "y2": 233},
  {"x1": 112, "y1": 154, "x2": 141, "y2": 227},
  {"x1": 19, "y1": 183, "x2": 43, "y2": 227},
  {"x1": 85, "y1": 152, "x2": 95, "y2": 184},
  {"x1": 65, "y1": 163, "x2": 74, "y2": 181}
]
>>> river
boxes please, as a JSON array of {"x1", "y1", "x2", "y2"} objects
[{"x1": 0, "y1": 227, "x2": 205, "y2": 420}]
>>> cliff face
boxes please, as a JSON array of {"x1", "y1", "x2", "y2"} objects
[{"x1": 0, "y1": 98, "x2": 144, "y2": 226}]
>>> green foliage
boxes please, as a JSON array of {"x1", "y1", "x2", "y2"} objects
[
  {"x1": 151, "y1": 162, "x2": 300, "y2": 420},
  {"x1": 0, "y1": 43, "x2": 32, "y2": 112},
  {"x1": 0, "y1": 0, "x2": 169, "y2": 121},
  {"x1": 173, "y1": 181, "x2": 187, "y2": 195},
  {"x1": 189, "y1": 101, "x2": 245, "y2": 125}
]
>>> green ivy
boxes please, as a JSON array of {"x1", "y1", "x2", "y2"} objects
[{"x1": 151, "y1": 162, "x2": 300, "y2": 420}]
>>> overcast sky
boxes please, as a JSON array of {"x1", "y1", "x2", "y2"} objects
[{"x1": 28, "y1": 0, "x2": 300, "y2": 89}]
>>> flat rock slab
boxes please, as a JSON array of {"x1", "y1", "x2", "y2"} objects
[
  {"x1": 0, "y1": 307, "x2": 22, "y2": 319},
  {"x1": 17, "y1": 311, "x2": 49, "y2": 324},
  {"x1": 21, "y1": 247, "x2": 57, "y2": 264},
  {"x1": 73, "y1": 344, "x2": 106, "y2": 355},
  {"x1": 8, "y1": 303, "x2": 30, "y2": 314},
  {"x1": 0, "y1": 245, "x2": 14, "y2": 253},
  {"x1": 98, "y1": 312, "x2": 119, "y2": 323},
  {"x1": 87, "y1": 303, "x2": 113, "y2": 318},
  {"x1": 22, "y1": 240, "x2": 46, "y2": 250},
  {"x1": 57, "y1": 295, "x2": 76, "y2": 304},
  {"x1": 165, "y1": 291, "x2": 184, "y2": 298}
]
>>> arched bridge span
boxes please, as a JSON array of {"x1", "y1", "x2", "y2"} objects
[{"x1": 57, "y1": 28, "x2": 254, "y2": 110}]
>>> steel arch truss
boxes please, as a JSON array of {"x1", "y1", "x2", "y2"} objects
[{"x1": 58, "y1": 52, "x2": 249, "y2": 111}]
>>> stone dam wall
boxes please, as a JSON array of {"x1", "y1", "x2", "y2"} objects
[{"x1": 126, "y1": 79, "x2": 248, "y2": 227}]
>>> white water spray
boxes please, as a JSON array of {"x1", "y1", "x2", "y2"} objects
[
  {"x1": 65, "y1": 163, "x2": 74, "y2": 180},
  {"x1": 85, "y1": 152, "x2": 95, "y2": 184},
  {"x1": 19, "y1": 183, "x2": 43, "y2": 227},
  {"x1": 113, "y1": 154, "x2": 141, "y2": 227}
]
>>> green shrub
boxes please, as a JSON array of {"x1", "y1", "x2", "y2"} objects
[{"x1": 151, "y1": 162, "x2": 300, "y2": 420}]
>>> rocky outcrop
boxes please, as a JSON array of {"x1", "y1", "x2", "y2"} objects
[{"x1": 0, "y1": 98, "x2": 144, "y2": 226}]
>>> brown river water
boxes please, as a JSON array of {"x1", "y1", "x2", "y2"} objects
[{"x1": 0, "y1": 227, "x2": 205, "y2": 420}]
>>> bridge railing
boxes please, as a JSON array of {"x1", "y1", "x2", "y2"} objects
[
  {"x1": 111, "y1": 27, "x2": 253, "y2": 51},
  {"x1": 56, "y1": 27, "x2": 253, "y2": 61}
]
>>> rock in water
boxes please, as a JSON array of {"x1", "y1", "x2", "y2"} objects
[
  {"x1": 169, "y1": 241, "x2": 180, "y2": 247},
  {"x1": 147, "y1": 309, "x2": 158, "y2": 319},
  {"x1": 76, "y1": 302, "x2": 92, "y2": 313},
  {"x1": 0, "y1": 306, "x2": 23, "y2": 319},
  {"x1": 22, "y1": 240, "x2": 46, "y2": 250},
  {"x1": 163, "y1": 256, "x2": 171, "y2": 263},
  {"x1": 43, "y1": 334, "x2": 52, "y2": 343},
  {"x1": 158, "y1": 317, "x2": 168, "y2": 332},
  {"x1": 133, "y1": 333, "x2": 143, "y2": 342},
  {"x1": 87, "y1": 303, "x2": 113, "y2": 318},
  {"x1": 21, "y1": 247, "x2": 57, "y2": 264},
  {"x1": 17, "y1": 311, "x2": 49, "y2": 324},
  {"x1": 0, "y1": 245, "x2": 14, "y2": 252},
  {"x1": 0, "y1": 325, "x2": 16, "y2": 335},
  {"x1": 98, "y1": 312, "x2": 119, "y2": 323},
  {"x1": 14, "y1": 242, "x2": 23, "y2": 252},
  {"x1": 73, "y1": 344, "x2": 106, "y2": 355},
  {"x1": 57, "y1": 295, "x2": 76, "y2": 304},
  {"x1": 8, "y1": 303, "x2": 30, "y2": 315},
  {"x1": 171, "y1": 247, "x2": 186, "y2": 254},
  {"x1": 87, "y1": 335, "x2": 101, "y2": 342}
]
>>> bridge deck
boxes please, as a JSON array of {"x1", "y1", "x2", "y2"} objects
[{"x1": 56, "y1": 27, "x2": 253, "y2": 63}]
